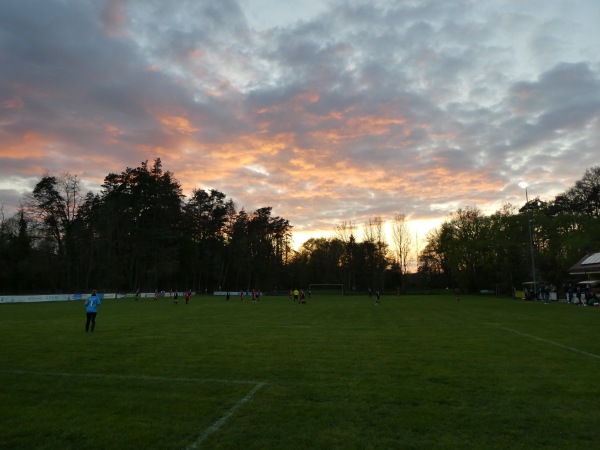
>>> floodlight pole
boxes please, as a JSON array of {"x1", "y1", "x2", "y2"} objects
[{"x1": 520, "y1": 183, "x2": 537, "y2": 296}]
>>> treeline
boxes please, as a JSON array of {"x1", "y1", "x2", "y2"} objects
[
  {"x1": 1, "y1": 160, "x2": 599, "y2": 295},
  {"x1": 417, "y1": 166, "x2": 600, "y2": 293},
  {"x1": 292, "y1": 166, "x2": 600, "y2": 295},
  {"x1": 0, "y1": 159, "x2": 292, "y2": 294}
]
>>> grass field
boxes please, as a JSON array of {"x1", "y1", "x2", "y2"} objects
[{"x1": 1, "y1": 293, "x2": 600, "y2": 449}]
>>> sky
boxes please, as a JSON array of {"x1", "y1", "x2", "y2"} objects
[{"x1": 1, "y1": 0, "x2": 600, "y2": 249}]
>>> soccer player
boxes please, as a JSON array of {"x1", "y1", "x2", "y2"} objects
[
  {"x1": 173, "y1": 290, "x2": 179, "y2": 305},
  {"x1": 375, "y1": 291, "x2": 380, "y2": 305},
  {"x1": 85, "y1": 289, "x2": 101, "y2": 333},
  {"x1": 185, "y1": 290, "x2": 191, "y2": 304}
]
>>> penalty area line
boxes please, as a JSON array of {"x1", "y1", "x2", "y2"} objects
[
  {"x1": 183, "y1": 382, "x2": 267, "y2": 450},
  {"x1": 502, "y1": 327, "x2": 600, "y2": 360}
]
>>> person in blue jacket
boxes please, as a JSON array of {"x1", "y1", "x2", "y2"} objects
[{"x1": 85, "y1": 289, "x2": 101, "y2": 333}]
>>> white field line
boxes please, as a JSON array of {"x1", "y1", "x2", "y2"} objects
[
  {"x1": 2, "y1": 368, "x2": 267, "y2": 448},
  {"x1": 501, "y1": 327, "x2": 600, "y2": 360},
  {"x1": 0, "y1": 368, "x2": 262, "y2": 385},
  {"x1": 184, "y1": 382, "x2": 266, "y2": 450}
]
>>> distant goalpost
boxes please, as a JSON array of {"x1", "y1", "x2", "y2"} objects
[{"x1": 308, "y1": 284, "x2": 344, "y2": 295}]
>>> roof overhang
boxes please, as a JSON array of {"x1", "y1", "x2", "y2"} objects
[{"x1": 569, "y1": 252, "x2": 600, "y2": 276}]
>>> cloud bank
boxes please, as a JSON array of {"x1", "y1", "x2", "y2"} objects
[{"x1": 1, "y1": 0, "x2": 599, "y2": 244}]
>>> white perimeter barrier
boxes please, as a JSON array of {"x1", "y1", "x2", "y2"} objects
[
  {"x1": 214, "y1": 291, "x2": 248, "y2": 296},
  {"x1": 1, "y1": 292, "x2": 132, "y2": 304}
]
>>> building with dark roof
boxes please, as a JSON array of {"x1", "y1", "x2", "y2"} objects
[{"x1": 569, "y1": 252, "x2": 600, "y2": 277}]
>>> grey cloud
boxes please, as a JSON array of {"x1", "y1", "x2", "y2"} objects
[
  {"x1": 509, "y1": 63, "x2": 600, "y2": 114},
  {"x1": 1, "y1": 0, "x2": 599, "y2": 235},
  {"x1": 501, "y1": 63, "x2": 600, "y2": 153}
]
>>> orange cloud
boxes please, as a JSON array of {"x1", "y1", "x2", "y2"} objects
[
  {"x1": 308, "y1": 114, "x2": 409, "y2": 143},
  {"x1": 398, "y1": 165, "x2": 502, "y2": 201},
  {"x1": 239, "y1": 132, "x2": 296, "y2": 154},
  {"x1": 2, "y1": 96, "x2": 23, "y2": 109},
  {"x1": 159, "y1": 115, "x2": 199, "y2": 134},
  {"x1": 346, "y1": 115, "x2": 407, "y2": 136},
  {"x1": 104, "y1": 124, "x2": 125, "y2": 144},
  {"x1": 188, "y1": 49, "x2": 203, "y2": 59},
  {"x1": 0, "y1": 132, "x2": 48, "y2": 159},
  {"x1": 101, "y1": 0, "x2": 128, "y2": 37},
  {"x1": 294, "y1": 91, "x2": 320, "y2": 104}
]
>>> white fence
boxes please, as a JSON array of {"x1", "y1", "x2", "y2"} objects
[{"x1": 0, "y1": 292, "x2": 132, "y2": 304}]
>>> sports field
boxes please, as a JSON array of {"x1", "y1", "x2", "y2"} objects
[{"x1": 1, "y1": 293, "x2": 600, "y2": 449}]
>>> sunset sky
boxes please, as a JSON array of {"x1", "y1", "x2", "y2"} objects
[{"x1": 1, "y1": 0, "x2": 599, "y2": 248}]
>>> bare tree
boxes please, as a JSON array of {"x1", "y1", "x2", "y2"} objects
[
  {"x1": 363, "y1": 217, "x2": 384, "y2": 244},
  {"x1": 363, "y1": 216, "x2": 388, "y2": 292},
  {"x1": 25, "y1": 172, "x2": 83, "y2": 288},
  {"x1": 26, "y1": 172, "x2": 82, "y2": 253},
  {"x1": 334, "y1": 220, "x2": 356, "y2": 294},
  {"x1": 391, "y1": 213, "x2": 413, "y2": 292},
  {"x1": 334, "y1": 220, "x2": 356, "y2": 243}
]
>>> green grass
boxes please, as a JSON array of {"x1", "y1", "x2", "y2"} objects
[{"x1": 1, "y1": 294, "x2": 600, "y2": 449}]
